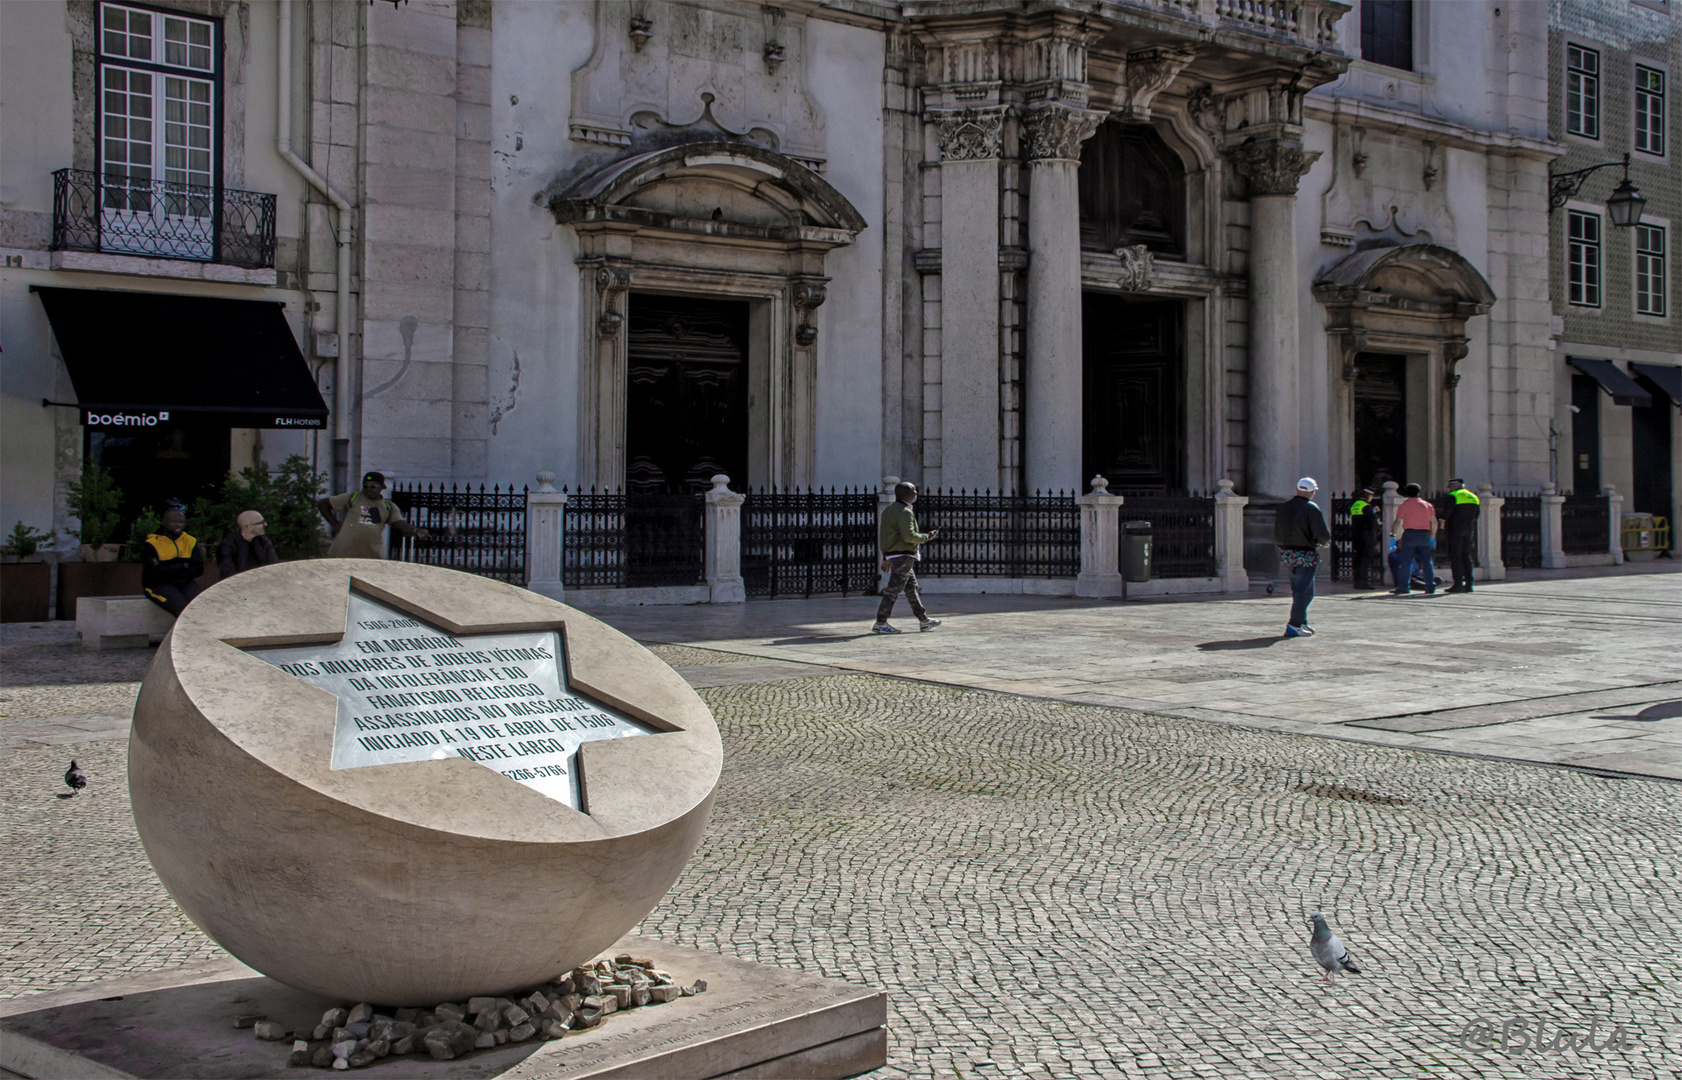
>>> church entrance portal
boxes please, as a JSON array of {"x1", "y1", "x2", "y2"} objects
[
  {"x1": 1082, "y1": 296, "x2": 1184, "y2": 492},
  {"x1": 1353, "y1": 354, "x2": 1408, "y2": 489},
  {"x1": 625, "y1": 294, "x2": 750, "y2": 492}
]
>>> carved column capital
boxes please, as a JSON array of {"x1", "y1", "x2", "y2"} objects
[
  {"x1": 1021, "y1": 104, "x2": 1104, "y2": 162},
  {"x1": 1117, "y1": 47, "x2": 1197, "y2": 124},
  {"x1": 1226, "y1": 137, "x2": 1321, "y2": 197},
  {"x1": 931, "y1": 106, "x2": 1008, "y2": 162},
  {"x1": 594, "y1": 264, "x2": 633, "y2": 337}
]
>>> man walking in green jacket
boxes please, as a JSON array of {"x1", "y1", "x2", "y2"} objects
[{"x1": 874, "y1": 482, "x2": 941, "y2": 634}]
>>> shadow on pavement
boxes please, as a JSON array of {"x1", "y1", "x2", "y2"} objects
[
  {"x1": 1196, "y1": 637, "x2": 1284, "y2": 651},
  {"x1": 1592, "y1": 700, "x2": 1682, "y2": 722}
]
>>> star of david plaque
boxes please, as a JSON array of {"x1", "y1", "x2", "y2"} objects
[{"x1": 245, "y1": 590, "x2": 650, "y2": 810}]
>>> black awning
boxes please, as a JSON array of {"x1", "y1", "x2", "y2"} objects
[
  {"x1": 1566, "y1": 356, "x2": 1653, "y2": 408},
  {"x1": 33, "y1": 286, "x2": 328, "y2": 430},
  {"x1": 1630, "y1": 362, "x2": 1682, "y2": 409}
]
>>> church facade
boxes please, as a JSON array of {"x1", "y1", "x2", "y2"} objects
[{"x1": 2, "y1": 0, "x2": 1676, "y2": 547}]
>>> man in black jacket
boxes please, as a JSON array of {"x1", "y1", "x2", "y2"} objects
[
  {"x1": 1349, "y1": 487, "x2": 1379, "y2": 589},
  {"x1": 217, "y1": 510, "x2": 280, "y2": 578},
  {"x1": 1274, "y1": 477, "x2": 1331, "y2": 638}
]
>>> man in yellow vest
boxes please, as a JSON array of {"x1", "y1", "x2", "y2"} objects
[
  {"x1": 1349, "y1": 487, "x2": 1379, "y2": 589},
  {"x1": 141, "y1": 506, "x2": 204, "y2": 616},
  {"x1": 1444, "y1": 479, "x2": 1481, "y2": 593}
]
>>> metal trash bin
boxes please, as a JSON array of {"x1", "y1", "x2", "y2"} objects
[{"x1": 1122, "y1": 520, "x2": 1152, "y2": 583}]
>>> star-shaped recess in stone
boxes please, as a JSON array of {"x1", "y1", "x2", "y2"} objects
[{"x1": 243, "y1": 589, "x2": 650, "y2": 811}]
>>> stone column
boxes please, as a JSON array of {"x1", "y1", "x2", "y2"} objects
[
  {"x1": 878, "y1": 476, "x2": 899, "y2": 593},
  {"x1": 932, "y1": 108, "x2": 1007, "y2": 491},
  {"x1": 1214, "y1": 479, "x2": 1251, "y2": 593},
  {"x1": 1540, "y1": 483, "x2": 1566, "y2": 569},
  {"x1": 1604, "y1": 485, "x2": 1624, "y2": 564},
  {"x1": 704, "y1": 475, "x2": 746, "y2": 603},
  {"x1": 1227, "y1": 138, "x2": 1319, "y2": 503},
  {"x1": 1476, "y1": 483, "x2": 1505, "y2": 581},
  {"x1": 1023, "y1": 105, "x2": 1103, "y2": 495},
  {"x1": 525, "y1": 472, "x2": 567, "y2": 601},
  {"x1": 1075, "y1": 476, "x2": 1125, "y2": 598}
]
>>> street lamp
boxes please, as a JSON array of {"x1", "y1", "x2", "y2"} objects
[{"x1": 1549, "y1": 152, "x2": 1646, "y2": 226}]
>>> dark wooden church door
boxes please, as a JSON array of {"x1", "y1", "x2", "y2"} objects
[
  {"x1": 1353, "y1": 354, "x2": 1407, "y2": 489},
  {"x1": 1082, "y1": 297, "x2": 1184, "y2": 492},
  {"x1": 625, "y1": 294, "x2": 749, "y2": 492}
]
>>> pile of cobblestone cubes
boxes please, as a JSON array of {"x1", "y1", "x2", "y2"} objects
[{"x1": 244, "y1": 954, "x2": 707, "y2": 1069}]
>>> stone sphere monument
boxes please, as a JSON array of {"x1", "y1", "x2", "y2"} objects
[{"x1": 128, "y1": 560, "x2": 721, "y2": 1005}]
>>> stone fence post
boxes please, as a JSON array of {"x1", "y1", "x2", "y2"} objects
[
  {"x1": 1214, "y1": 479, "x2": 1249, "y2": 593},
  {"x1": 1540, "y1": 483, "x2": 1566, "y2": 568},
  {"x1": 525, "y1": 471, "x2": 566, "y2": 601},
  {"x1": 1604, "y1": 484, "x2": 1624, "y2": 564},
  {"x1": 1476, "y1": 483, "x2": 1505, "y2": 581},
  {"x1": 704, "y1": 475, "x2": 746, "y2": 603},
  {"x1": 1075, "y1": 476, "x2": 1124, "y2": 598},
  {"x1": 1380, "y1": 481, "x2": 1401, "y2": 541},
  {"x1": 877, "y1": 477, "x2": 898, "y2": 591}
]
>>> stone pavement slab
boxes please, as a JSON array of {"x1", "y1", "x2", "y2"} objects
[{"x1": 595, "y1": 569, "x2": 1682, "y2": 781}]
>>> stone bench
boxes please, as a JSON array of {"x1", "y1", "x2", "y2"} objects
[{"x1": 76, "y1": 596, "x2": 174, "y2": 650}]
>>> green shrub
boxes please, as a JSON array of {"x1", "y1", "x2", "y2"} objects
[
  {"x1": 3, "y1": 522, "x2": 53, "y2": 560},
  {"x1": 187, "y1": 455, "x2": 329, "y2": 562},
  {"x1": 123, "y1": 508, "x2": 163, "y2": 562},
  {"x1": 65, "y1": 464, "x2": 124, "y2": 548}
]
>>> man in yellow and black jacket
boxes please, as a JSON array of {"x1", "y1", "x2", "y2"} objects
[
  {"x1": 1444, "y1": 480, "x2": 1480, "y2": 594},
  {"x1": 141, "y1": 507, "x2": 205, "y2": 616}
]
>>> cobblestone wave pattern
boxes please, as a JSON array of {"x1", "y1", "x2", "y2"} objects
[{"x1": 2, "y1": 671, "x2": 1678, "y2": 1078}]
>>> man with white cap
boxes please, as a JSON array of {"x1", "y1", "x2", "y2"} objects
[{"x1": 1273, "y1": 477, "x2": 1331, "y2": 638}]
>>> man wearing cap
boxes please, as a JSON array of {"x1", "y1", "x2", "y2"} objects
[
  {"x1": 318, "y1": 472, "x2": 429, "y2": 560},
  {"x1": 873, "y1": 481, "x2": 941, "y2": 634},
  {"x1": 1348, "y1": 487, "x2": 1380, "y2": 590},
  {"x1": 1443, "y1": 478, "x2": 1481, "y2": 593},
  {"x1": 1273, "y1": 477, "x2": 1331, "y2": 638},
  {"x1": 217, "y1": 510, "x2": 280, "y2": 578}
]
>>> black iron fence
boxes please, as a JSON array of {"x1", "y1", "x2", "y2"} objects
[
  {"x1": 741, "y1": 488, "x2": 879, "y2": 599},
  {"x1": 561, "y1": 489, "x2": 706, "y2": 589},
  {"x1": 1562, "y1": 493, "x2": 1610, "y2": 555},
  {"x1": 51, "y1": 168, "x2": 276, "y2": 269},
  {"x1": 913, "y1": 491, "x2": 1080, "y2": 578},
  {"x1": 1499, "y1": 494, "x2": 1542, "y2": 569},
  {"x1": 1328, "y1": 493, "x2": 1356, "y2": 580},
  {"x1": 1113, "y1": 491, "x2": 1218, "y2": 578},
  {"x1": 389, "y1": 483, "x2": 527, "y2": 585}
]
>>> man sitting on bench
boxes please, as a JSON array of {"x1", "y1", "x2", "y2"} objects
[{"x1": 141, "y1": 507, "x2": 204, "y2": 617}]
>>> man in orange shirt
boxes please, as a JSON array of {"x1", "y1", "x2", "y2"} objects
[{"x1": 1388, "y1": 483, "x2": 1438, "y2": 595}]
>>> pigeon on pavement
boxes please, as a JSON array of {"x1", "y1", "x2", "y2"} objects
[
  {"x1": 1307, "y1": 911, "x2": 1361, "y2": 984},
  {"x1": 64, "y1": 761, "x2": 87, "y2": 796}
]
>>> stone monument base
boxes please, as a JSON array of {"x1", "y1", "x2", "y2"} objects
[{"x1": 0, "y1": 936, "x2": 886, "y2": 1080}]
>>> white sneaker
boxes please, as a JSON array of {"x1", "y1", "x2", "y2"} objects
[
  {"x1": 871, "y1": 623, "x2": 901, "y2": 634},
  {"x1": 919, "y1": 619, "x2": 941, "y2": 631}
]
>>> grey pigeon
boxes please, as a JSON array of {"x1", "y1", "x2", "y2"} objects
[
  {"x1": 64, "y1": 760, "x2": 87, "y2": 795},
  {"x1": 1307, "y1": 911, "x2": 1361, "y2": 984}
]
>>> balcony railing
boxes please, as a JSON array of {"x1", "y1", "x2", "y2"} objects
[{"x1": 51, "y1": 168, "x2": 276, "y2": 269}]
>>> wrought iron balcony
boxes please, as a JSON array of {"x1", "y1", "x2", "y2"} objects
[{"x1": 51, "y1": 168, "x2": 276, "y2": 270}]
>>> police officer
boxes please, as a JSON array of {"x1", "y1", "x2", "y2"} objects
[
  {"x1": 1444, "y1": 478, "x2": 1480, "y2": 593},
  {"x1": 1349, "y1": 487, "x2": 1380, "y2": 589}
]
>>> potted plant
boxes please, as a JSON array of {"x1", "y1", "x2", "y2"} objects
[
  {"x1": 59, "y1": 464, "x2": 143, "y2": 619},
  {"x1": 1, "y1": 522, "x2": 54, "y2": 622}
]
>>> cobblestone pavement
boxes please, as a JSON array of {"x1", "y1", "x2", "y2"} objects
[
  {"x1": 2, "y1": 634, "x2": 1677, "y2": 1078},
  {"x1": 597, "y1": 569, "x2": 1682, "y2": 781}
]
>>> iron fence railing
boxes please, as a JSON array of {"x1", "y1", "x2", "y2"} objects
[
  {"x1": 561, "y1": 489, "x2": 705, "y2": 589},
  {"x1": 912, "y1": 490, "x2": 1080, "y2": 578},
  {"x1": 389, "y1": 482, "x2": 527, "y2": 585},
  {"x1": 1499, "y1": 493, "x2": 1542, "y2": 569},
  {"x1": 1112, "y1": 491, "x2": 1218, "y2": 578},
  {"x1": 51, "y1": 168, "x2": 276, "y2": 269},
  {"x1": 741, "y1": 488, "x2": 879, "y2": 599},
  {"x1": 1562, "y1": 493, "x2": 1610, "y2": 555},
  {"x1": 1328, "y1": 493, "x2": 1356, "y2": 580}
]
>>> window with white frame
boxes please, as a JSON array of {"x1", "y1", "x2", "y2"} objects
[
  {"x1": 97, "y1": 3, "x2": 218, "y2": 255},
  {"x1": 1567, "y1": 44, "x2": 1600, "y2": 139},
  {"x1": 1568, "y1": 210, "x2": 1602, "y2": 308},
  {"x1": 1635, "y1": 65, "x2": 1665, "y2": 157},
  {"x1": 1636, "y1": 224, "x2": 1667, "y2": 317}
]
